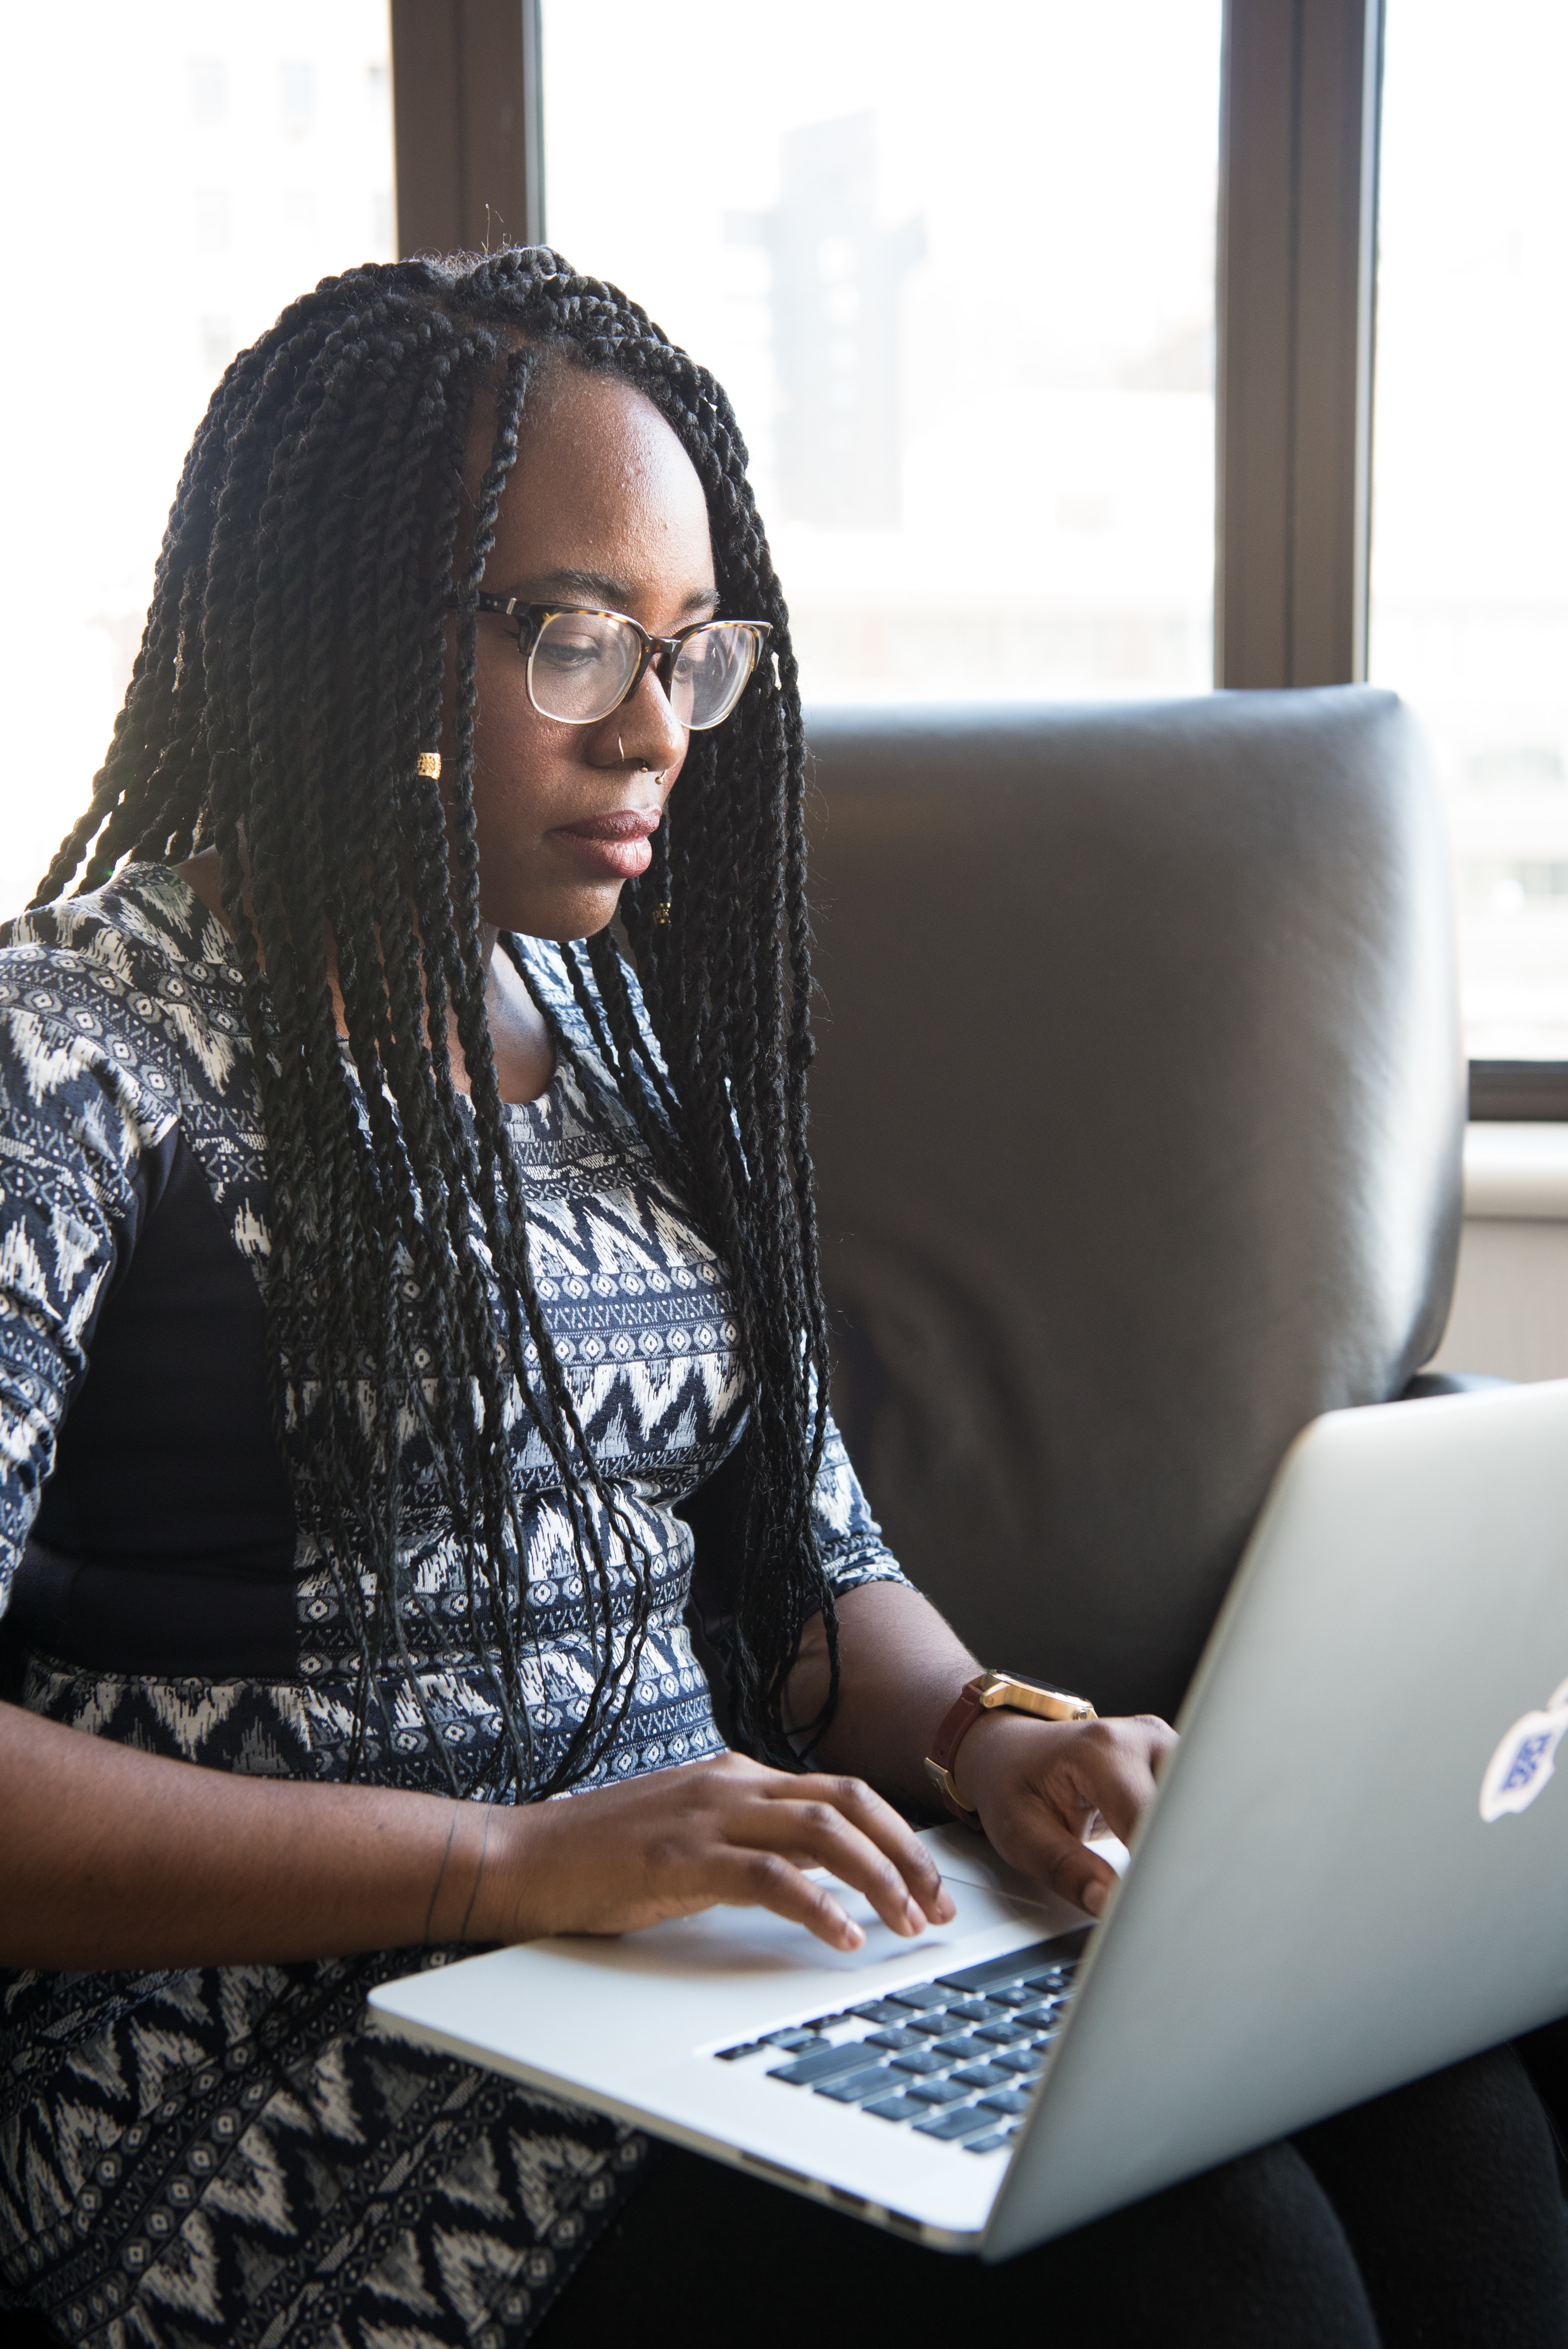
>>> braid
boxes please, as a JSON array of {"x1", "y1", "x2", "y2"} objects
[{"x1": 38, "y1": 249, "x2": 837, "y2": 1779}]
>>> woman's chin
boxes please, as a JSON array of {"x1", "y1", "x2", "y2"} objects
[{"x1": 481, "y1": 877, "x2": 626, "y2": 944}]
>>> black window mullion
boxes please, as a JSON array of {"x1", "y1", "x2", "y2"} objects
[
  {"x1": 1214, "y1": 0, "x2": 1383, "y2": 690},
  {"x1": 390, "y1": 0, "x2": 544, "y2": 261}
]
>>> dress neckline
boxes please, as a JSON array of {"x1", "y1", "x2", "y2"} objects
[{"x1": 122, "y1": 864, "x2": 565, "y2": 1114}]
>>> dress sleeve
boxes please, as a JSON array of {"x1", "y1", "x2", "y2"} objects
[
  {"x1": 810, "y1": 1409, "x2": 912, "y2": 1599},
  {"x1": 0, "y1": 960, "x2": 171, "y2": 1611}
]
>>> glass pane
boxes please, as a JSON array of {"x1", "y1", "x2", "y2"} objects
[
  {"x1": 0, "y1": 1, "x2": 394, "y2": 921},
  {"x1": 543, "y1": 2, "x2": 1221, "y2": 709},
  {"x1": 1370, "y1": 0, "x2": 1568, "y2": 1059}
]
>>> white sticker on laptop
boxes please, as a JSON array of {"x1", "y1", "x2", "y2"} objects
[{"x1": 1480, "y1": 1677, "x2": 1568, "y2": 1822}]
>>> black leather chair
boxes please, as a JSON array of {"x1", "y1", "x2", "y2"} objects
[{"x1": 804, "y1": 686, "x2": 1466, "y2": 1724}]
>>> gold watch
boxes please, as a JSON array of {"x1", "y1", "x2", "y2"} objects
[{"x1": 923, "y1": 1669, "x2": 1097, "y2": 1821}]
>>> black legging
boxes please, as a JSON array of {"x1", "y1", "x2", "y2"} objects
[{"x1": 534, "y1": 2045, "x2": 1568, "y2": 2349}]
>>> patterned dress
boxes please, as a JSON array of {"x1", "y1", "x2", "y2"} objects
[{"x1": 0, "y1": 866, "x2": 907, "y2": 2348}]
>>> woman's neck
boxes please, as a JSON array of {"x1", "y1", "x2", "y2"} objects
[{"x1": 173, "y1": 847, "x2": 554, "y2": 1105}]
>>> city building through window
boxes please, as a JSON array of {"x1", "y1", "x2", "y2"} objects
[
  {"x1": 543, "y1": 0, "x2": 1222, "y2": 709},
  {"x1": 5, "y1": 4, "x2": 1560, "y2": 1068}
]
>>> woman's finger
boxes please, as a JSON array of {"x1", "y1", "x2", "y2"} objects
[
  {"x1": 1052, "y1": 1721, "x2": 1169, "y2": 1845},
  {"x1": 730, "y1": 1791, "x2": 941, "y2": 1940},
  {"x1": 709, "y1": 1844, "x2": 871, "y2": 1952},
  {"x1": 1015, "y1": 1819, "x2": 1123, "y2": 1919},
  {"x1": 772, "y1": 1771, "x2": 956, "y2": 1924}
]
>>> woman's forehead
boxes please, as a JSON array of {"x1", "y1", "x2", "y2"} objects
[{"x1": 485, "y1": 363, "x2": 715, "y2": 595}]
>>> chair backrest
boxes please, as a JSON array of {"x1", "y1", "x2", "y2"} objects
[{"x1": 804, "y1": 687, "x2": 1465, "y2": 1723}]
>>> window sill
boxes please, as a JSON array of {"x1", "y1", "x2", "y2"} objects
[{"x1": 1462, "y1": 1123, "x2": 1568, "y2": 1222}]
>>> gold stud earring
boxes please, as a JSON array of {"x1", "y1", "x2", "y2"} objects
[
  {"x1": 416, "y1": 751, "x2": 441, "y2": 779},
  {"x1": 653, "y1": 902, "x2": 672, "y2": 925}
]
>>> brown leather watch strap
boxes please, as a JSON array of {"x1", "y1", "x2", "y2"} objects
[
  {"x1": 923, "y1": 1669, "x2": 1098, "y2": 1825},
  {"x1": 923, "y1": 1675, "x2": 990, "y2": 1823}
]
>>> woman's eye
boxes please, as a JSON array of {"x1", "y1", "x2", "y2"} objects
[
  {"x1": 675, "y1": 634, "x2": 722, "y2": 681},
  {"x1": 535, "y1": 634, "x2": 610, "y2": 672}
]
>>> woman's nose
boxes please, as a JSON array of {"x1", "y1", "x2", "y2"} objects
[{"x1": 613, "y1": 664, "x2": 687, "y2": 773}]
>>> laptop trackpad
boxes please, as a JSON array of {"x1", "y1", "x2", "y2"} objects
[{"x1": 527, "y1": 1827, "x2": 1095, "y2": 1988}]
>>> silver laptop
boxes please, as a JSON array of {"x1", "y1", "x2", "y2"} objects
[{"x1": 370, "y1": 1379, "x2": 1568, "y2": 2259}]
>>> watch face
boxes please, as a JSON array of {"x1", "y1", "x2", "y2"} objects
[{"x1": 980, "y1": 1671, "x2": 1096, "y2": 1721}]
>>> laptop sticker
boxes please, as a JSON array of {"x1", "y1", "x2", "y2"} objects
[{"x1": 1480, "y1": 1677, "x2": 1568, "y2": 1822}]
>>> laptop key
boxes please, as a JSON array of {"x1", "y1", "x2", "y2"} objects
[
  {"x1": 975, "y1": 2020, "x2": 1032, "y2": 2045},
  {"x1": 914, "y1": 2105, "x2": 999, "y2": 2142},
  {"x1": 714, "y1": 2042, "x2": 764, "y2": 2062},
  {"x1": 942, "y1": 1998, "x2": 1007, "y2": 2024},
  {"x1": 935, "y1": 1937, "x2": 1083, "y2": 1994},
  {"x1": 951, "y1": 2064, "x2": 1014, "y2": 2090},
  {"x1": 761, "y1": 2028, "x2": 821, "y2": 2052},
  {"x1": 865, "y1": 2027, "x2": 925, "y2": 2051},
  {"x1": 814, "y1": 2066, "x2": 894, "y2": 2103},
  {"x1": 906, "y1": 2077, "x2": 969, "y2": 2105},
  {"x1": 995, "y1": 2050, "x2": 1045, "y2": 2078},
  {"x1": 932, "y1": 2034, "x2": 992, "y2": 2062},
  {"x1": 850, "y1": 2000, "x2": 912, "y2": 2025},
  {"x1": 769, "y1": 2042, "x2": 883, "y2": 2086},
  {"x1": 963, "y1": 2129, "x2": 1021, "y2": 2155},
  {"x1": 903, "y1": 2013, "x2": 958, "y2": 2038},
  {"x1": 889, "y1": 1985, "x2": 951, "y2": 2010},
  {"x1": 862, "y1": 2094, "x2": 931, "y2": 2123},
  {"x1": 890, "y1": 2048, "x2": 946, "y2": 2075},
  {"x1": 978, "y1": 2089, "x2": 1033, "y2": 2117}
]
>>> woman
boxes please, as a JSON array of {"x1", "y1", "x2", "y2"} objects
[{"x1": 0, "y1": 250, "x2": 1562, "y2": 2349}]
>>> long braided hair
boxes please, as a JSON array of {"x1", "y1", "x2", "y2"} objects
[{"x1": 36, "y1": 249, "x2": 837, "y2": 1795}]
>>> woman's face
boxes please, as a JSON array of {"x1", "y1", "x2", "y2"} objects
[{"x1": 449, "y1": 362, "x2": 718, "y2": 942}]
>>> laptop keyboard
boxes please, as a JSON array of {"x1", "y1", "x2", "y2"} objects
[{"x1": 710, "y1": 1930, "x2": 1087, "y2": 2156}]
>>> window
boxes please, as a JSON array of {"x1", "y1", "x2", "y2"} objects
[
  {"x1": 1369, "y1": 0, "x2": 1568, "y2": 1061},
  {"x1": 191, "y1": 59, "x2": 226, "y2": 126},
  {"x1": 0, "y1": 1, "x2": 396, "y2": 922},
  {"x1": 280, "y1": 62, "x2": 316, "y2": 140},
  {"x1": 542, "y1": 0, "x2": 1222, "y2": 709}
]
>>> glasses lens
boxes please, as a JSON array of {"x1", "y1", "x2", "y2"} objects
[
  {"x1": 528, "y1": 609, "x2": 642, "y2": 724},
  {"x1": 670, "y1": 623, "x2": 763, "y2": 730}
]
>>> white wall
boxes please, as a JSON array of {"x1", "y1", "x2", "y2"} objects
[{"x1": 1427, "y1": 1125, "x2": 1568, "y2": 1381}]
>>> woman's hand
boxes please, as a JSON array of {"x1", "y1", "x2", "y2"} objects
[
  {"x1": 0, "y1": 1703, "x2": 951, "y2": 1970},
  {"x1": 477, "y1": 1751, "x2": 958, "y2": 1954},
  {"x1": 951, "y1": 1708, "x2": 1175, "y2": 1917},
  {"x1": 784, "y1": 1582, "x2": 1175, "y2": 1923}
]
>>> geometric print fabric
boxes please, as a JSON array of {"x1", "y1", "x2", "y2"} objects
[{"x1": 0, "y1": 867, "x2": 907, "y2": 2343}]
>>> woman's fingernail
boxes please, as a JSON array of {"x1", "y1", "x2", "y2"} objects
[
  {"x1": 934, "y1": 1889, "x2": 957, "y2": 1921},
  {"x1": 905, "y1": 1898, "x2": 926, "y2": 1934},
  {"x1": 843, "y1": 1921, "x2": 865, "y2": 1949},
  {"x1": 1082, "y1": 1880, "x2": 1107, "y2": 1917}
]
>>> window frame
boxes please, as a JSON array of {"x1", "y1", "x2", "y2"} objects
[
  {"x1": 387, "y1": 0, "x2": 1563, "y2": 1119},
  {"x1": 389, "y1": 0, "x2": 543, "y2": 256}
]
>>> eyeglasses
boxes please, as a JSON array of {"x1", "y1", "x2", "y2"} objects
[{"x1": 474, "y1": 594, "x2": 771, "y2": 731}]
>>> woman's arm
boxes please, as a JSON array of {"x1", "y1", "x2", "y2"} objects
[
  {"x1": 0, "y1": 1696, "x2": 954, "y2": 1971},
  {"x1": 786, "y1": 1580, "x2": 1175, "y2": 1916}
]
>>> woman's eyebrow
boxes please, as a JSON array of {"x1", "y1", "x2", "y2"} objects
[{"x1": 504, "y1": 567, "x2": 721, "y2": 616}]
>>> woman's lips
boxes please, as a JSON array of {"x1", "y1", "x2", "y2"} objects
[{"x1": 551, "y1": 806, "x2": 661, "y2": 881}]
